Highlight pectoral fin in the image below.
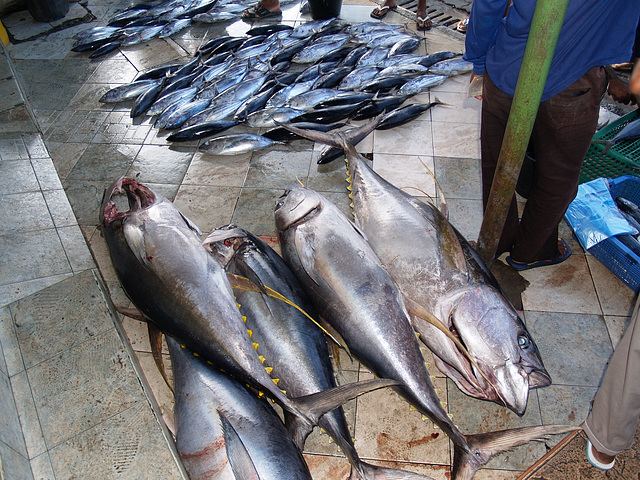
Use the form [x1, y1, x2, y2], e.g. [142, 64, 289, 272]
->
[226, 273, 350, 354]
[149, 324, 174, 394]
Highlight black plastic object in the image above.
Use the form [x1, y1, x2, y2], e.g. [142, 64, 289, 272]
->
[308, 0, 342, 20]
[27, 0, 69, 22]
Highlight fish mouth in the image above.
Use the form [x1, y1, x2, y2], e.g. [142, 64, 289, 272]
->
[100, 177, 157, 227]
[202, 224, 247, 265]
[202, 224, 247, 248]
[524, 365, 552, 389]
[274, 185, 321, 231]
[432, 288, 550, 415]
[433, 350, 530, 416]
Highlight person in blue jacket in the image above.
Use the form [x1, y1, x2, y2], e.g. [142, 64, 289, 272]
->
[463, 0, 640, 271]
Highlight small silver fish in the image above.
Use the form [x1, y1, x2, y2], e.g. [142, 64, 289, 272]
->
[99, 79, 159, 103]
[397, 74, 448, 96]
[428, 58, 474, 76]
[199, 133, 284, 155]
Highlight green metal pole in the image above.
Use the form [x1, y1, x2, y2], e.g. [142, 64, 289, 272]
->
[476, 0, 570, 266]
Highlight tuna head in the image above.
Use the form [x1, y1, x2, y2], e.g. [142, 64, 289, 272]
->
[275, 185, 324, 231]
[100, 177, 202, 274]
[435, 285, 551, 416]
[202, 224, 248, 267]
[100, 176, 156, 228]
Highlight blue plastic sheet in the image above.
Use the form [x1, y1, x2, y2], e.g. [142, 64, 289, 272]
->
[565, 177, 637, 250]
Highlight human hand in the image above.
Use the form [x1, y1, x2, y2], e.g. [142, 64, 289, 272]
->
[468, 73, 484, 100]
[608, 77, 635, 105]
[630, 60, 640, 96]
[606, 65, 637, 105]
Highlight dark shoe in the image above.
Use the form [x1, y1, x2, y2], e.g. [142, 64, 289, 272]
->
[506, 238, 572, 271]
[370, 4, 396, 19]
[241, 4, 282, 19]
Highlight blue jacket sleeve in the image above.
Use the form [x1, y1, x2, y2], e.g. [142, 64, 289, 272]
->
[463, 0, 511, 75]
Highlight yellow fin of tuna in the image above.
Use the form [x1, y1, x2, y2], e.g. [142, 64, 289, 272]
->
[226, 273, 351, 355]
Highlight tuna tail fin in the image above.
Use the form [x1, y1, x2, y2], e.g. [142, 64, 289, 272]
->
[276, 112, 385, 149]
[451, 424, 581, 480]
[285, 378, 401, 450]
[351, 462, 438, 480]
[590, 139, 614, 154]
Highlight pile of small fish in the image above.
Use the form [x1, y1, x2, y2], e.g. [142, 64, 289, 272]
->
[100, 125, 577, 479]
[94, 18, 473, 159]
[71, 0, 260, 58]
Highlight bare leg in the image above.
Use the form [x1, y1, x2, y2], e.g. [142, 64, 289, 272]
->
[259, 0, 280, 11]
[416, 0, 432, 30]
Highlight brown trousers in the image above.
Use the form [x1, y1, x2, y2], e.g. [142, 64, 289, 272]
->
[481, 67, 607, 261]
[584, 296, 640, 455]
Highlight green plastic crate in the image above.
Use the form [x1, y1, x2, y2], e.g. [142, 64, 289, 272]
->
[579, 109, 640, 183]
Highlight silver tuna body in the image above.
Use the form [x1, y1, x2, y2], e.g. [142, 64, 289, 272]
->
[274, 186, 470, 450]
[99, 178, 309, 422]
[342, 143, 551, 415]
[168, 336, 313, 480]
[204, 225, 435, 480]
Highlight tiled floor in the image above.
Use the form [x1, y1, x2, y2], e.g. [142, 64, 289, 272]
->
[0, 1, 637, 479]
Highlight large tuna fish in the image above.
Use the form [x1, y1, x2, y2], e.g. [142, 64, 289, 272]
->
[168, 336, 314, 480]
[204, 225, 433, 480]
[274, 185, 576, 479]
[100, 178, 319, 433]
[345, 140, 550, 414]
[277, 122, 551, 415]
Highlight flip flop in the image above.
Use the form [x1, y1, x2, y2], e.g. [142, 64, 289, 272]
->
[457, 18, 468, 32]
[416, 15, 432, 31]
[506, 238, 572, 271]
[586, 440, 616, 471]
[241, 3, 282, 19]
[370, 4, 396, 19]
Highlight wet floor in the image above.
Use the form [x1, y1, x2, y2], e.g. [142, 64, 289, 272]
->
[0, 1, 637, 479]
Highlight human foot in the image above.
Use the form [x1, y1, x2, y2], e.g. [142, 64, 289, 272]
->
[416, 7, 432, 30]
[241, 1, 282, 19]
[587, 440, 616, 471]
[371, 1, 397, 19]
[506, 238, 572, 271]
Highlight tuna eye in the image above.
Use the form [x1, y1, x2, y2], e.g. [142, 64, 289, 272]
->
[224, 240, 232, 246]
[518, 335, 531, 349]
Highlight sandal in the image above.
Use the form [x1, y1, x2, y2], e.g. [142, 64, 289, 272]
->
[241, 3, 282, 19]
[457, 18, 468, 33]
[416, 15, 432, 31]
[370, 4, 396, 19]
[506, 238, 572, 271]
